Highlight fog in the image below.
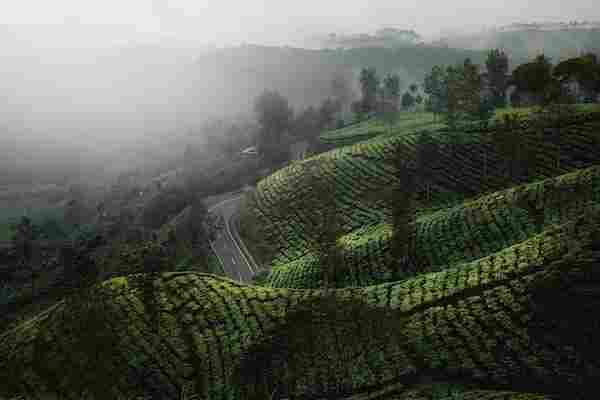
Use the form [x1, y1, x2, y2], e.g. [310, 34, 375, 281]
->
[1, 0, 599, 185]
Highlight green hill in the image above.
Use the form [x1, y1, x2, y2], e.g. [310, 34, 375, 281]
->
[320, 112, 445, 146]
[1, 204, 599, 398]
[242, 109, 600, 285]
[262, 165, 600, 289]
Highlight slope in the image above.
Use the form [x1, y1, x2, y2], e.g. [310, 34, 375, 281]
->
[1, 206, 599, 399]
[241, 110, 600, 288]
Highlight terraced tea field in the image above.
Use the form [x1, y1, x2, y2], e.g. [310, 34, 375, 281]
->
[264, 166, 600, 288]
[4, 104, 600, 398]
[242, 110, 600, 286]
[1, 206, 599, 399]
[320, 112, 445, 146]
[321, 105, 600, 147]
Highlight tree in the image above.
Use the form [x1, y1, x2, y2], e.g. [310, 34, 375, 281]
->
[292, 106, 321, 143]
[553, 54, 600, 103]
[445, 58, 482, 128]
[423, 65, 448, 122]
[381, 73, 401, 131]
[515, 190, 545, 234]
[354, 142, 420, 273]
[331, 71, 354, 114]
[319, 98, 342, 130]
[401, 91, 415, 110]
[511, 54, 558, 106]
[476, 95, 496, 129]
[254, 90, 293, 166]
[359, 67, 380, 115]
[415, 94, 423, 106]
[384, 144, 419, 271]
[531, 103, 577, 171]
[491, 113, 531, 183]
[485, 49, 510, 108]
[11, 216, 37, 298]
[383, 73, 401, 101]
[415, 130, 441, 202]
[296, 161, 345, 289]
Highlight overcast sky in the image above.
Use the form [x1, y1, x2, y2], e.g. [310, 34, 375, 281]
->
[2, 0, 599, 48]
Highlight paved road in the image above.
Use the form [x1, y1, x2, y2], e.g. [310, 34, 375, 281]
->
[208, 193, 255, 283]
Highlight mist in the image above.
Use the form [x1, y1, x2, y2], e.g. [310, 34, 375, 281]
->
[1, 0, 599, 186]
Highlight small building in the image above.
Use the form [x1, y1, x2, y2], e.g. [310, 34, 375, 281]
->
[240, 146, 258, 156]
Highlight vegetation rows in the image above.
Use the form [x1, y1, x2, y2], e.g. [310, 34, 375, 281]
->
[2, 203, 600, 398]
[242, 110, 600, 288]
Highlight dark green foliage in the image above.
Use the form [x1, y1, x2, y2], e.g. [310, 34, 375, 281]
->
[402, 91, 416, 109]
[359, 67, 381, 115]
[491, 113, 533, 183]
[531, 103, 578, 170]
[296, 161, 345, 288]
[485, 49, 510, 108]
[0, 283, 16, 306]
[254, 90, 294, 167]
[424, 65, 448, 121]
[141, 187, 193, 230]
[553, 53, 600, 102]
[319, 98, 342, 130]
[446, 58, 483, 127]
[11, 216, 37, 298]
[292, 105, 321, 142]
[231, 295, 409, 399]
[476, 96, 496, 128]
[511, 54, 558, 105]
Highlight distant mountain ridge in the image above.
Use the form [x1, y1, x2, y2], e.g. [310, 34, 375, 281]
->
[433, 21, 600, 59]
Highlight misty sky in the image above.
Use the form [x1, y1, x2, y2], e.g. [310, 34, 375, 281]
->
[1, 0, 599, 183]
[2, 0, 599, 48]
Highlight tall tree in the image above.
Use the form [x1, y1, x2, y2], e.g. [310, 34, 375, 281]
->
[296, 161, 345, 289]
[12, 216, 37, 298]
[359, 67, 380, 115]
[485, 49, 510, 108]
[401, 91, 416, 110]
[331, 71, 354, 114]
[531, 103, 577, 171]
[354, 143, 419, 272]
[381, 73, 401, 131]
[292, 106, 321, 144]
[415, 130, 441, 202]
[254, 90, 293, 166]
[423, 65, 448, 122]
[491, 113, 533, 183]
[382, 144, 419, 272]
[319, 98, 342, 130]
[445, 58, 483, 128]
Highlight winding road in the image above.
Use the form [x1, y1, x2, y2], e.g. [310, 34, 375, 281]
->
[207, 189, 257, 283]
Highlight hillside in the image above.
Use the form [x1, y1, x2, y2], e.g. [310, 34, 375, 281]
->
[1, 204, 599, 398]
[191, 44, 490, 113]
[436, 23, 600, 60]
[242, 108, 600, 287]
[3, 107, 600, 397]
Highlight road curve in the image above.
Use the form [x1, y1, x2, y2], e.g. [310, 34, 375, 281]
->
[207, 191, 255, 283]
